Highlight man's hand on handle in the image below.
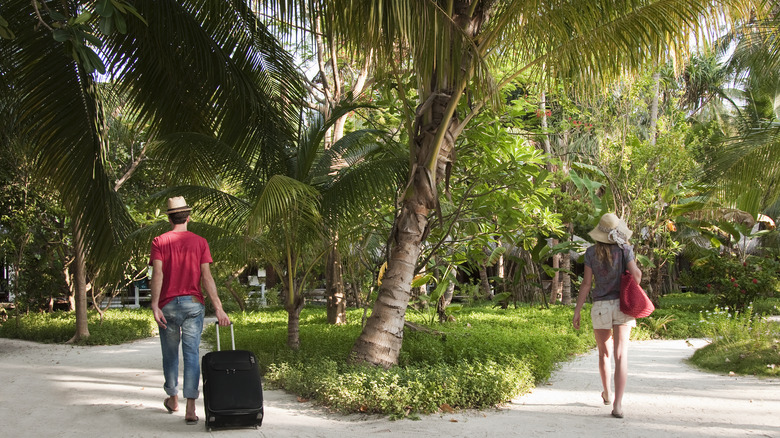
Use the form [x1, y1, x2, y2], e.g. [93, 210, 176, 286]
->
[215, 308, 230, 326]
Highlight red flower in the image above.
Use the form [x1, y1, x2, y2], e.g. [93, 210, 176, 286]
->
[741, 290, 746, 294]
[706, 284, 711, 288]
[753, 278, 758, 284]
[743, 262, 747, 266]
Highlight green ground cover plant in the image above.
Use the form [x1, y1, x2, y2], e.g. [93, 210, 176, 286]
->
[689, 306, 780, 377]
[0, 308, 156, 345]
[202, 304, 596, 418]
[2, 293, 777, 415]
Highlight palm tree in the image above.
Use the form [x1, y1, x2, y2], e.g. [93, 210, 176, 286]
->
[141, 104, 406, 349]
[0, 0, 302, 341]
[702, 11, 780, 217]
[258, 0, 751, 367]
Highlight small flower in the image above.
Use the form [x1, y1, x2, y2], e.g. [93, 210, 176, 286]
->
[731, 277, 736, 282]
[743, 262, 747, 266]
[741, 290, 746, 294]
[752, 278, 758, 284]
[706, 284, 712, 288]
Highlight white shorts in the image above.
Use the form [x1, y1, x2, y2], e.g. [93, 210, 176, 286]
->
[591, 299, 636, 329]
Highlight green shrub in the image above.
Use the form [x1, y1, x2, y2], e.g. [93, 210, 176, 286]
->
[690, 306, 780, 377]
[0, 308, 156, 344]
[245, 303, 592, 418]
[682, 254, 780, 313]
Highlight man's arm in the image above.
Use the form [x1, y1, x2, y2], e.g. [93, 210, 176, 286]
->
[150, 259, 167, 329]
[201, 263, 230, 326]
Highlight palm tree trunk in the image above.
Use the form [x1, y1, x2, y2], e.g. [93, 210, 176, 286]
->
[286, 302, 303, 350]
[326, 244, 346, 324]
[68, 219, 89, 343]
[350, 0, 481, 368]
[349, 191, 429, 368]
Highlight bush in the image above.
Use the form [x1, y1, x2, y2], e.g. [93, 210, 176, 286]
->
[683, 254, 779, 313]
[690, 306, 780, 377]
[219, 304, 592, 418]
[0, 308, 156, 344]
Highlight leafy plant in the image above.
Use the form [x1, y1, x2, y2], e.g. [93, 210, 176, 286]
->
[640, 314, 678, 338]
[685, 253, 780, 313]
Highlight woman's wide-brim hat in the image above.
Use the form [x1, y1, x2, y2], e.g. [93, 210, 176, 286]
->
[166, 196, 192, 214]
[589, 213, 633, 244]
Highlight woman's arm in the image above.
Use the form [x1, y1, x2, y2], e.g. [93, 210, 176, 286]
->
[627, 259, 641, 285]
[572, 265, 593, 330]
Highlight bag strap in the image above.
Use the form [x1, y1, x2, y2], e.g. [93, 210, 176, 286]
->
[620, 246, 627, 274]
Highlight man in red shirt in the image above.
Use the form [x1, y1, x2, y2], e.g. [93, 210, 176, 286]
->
[150, 196, 230, 425]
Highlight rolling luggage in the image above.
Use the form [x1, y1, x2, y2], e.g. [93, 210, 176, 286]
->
[201, 322, 264, 430]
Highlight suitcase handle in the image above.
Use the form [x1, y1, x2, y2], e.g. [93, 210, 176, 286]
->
[215, 322, 235, 351]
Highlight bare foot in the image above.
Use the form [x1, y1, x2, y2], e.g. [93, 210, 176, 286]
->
[163, 396, 178, 413]
[184, 398, 197, 424]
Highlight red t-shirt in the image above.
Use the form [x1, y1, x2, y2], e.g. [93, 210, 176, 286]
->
[149, 231, 213, 308]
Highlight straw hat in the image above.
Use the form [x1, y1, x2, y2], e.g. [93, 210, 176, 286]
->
[166, 196, 192, 214]
[589, 213, 632, 245]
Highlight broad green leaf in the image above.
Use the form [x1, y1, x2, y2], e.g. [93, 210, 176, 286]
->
[73, 12, 92, 25]
[114, 13, 127, 34]
[52, 29, 70, 42]
[411, 273, 433, 289]
[100, 16, 113, 35]
[95, 0, 114, 17]
[636, 254, 654, 268]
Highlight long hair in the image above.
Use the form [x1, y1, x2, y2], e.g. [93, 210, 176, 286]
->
[595, 242, 614, 266]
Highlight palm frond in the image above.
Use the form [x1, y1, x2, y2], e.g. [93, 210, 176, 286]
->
[103, 0, 304, 159]
[248, 174, 322, 235]
[1, 0, 135, 262]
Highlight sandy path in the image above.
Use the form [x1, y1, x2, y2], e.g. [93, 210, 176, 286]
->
[0, 335, 778, 438]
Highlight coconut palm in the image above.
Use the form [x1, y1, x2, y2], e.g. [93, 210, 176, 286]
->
[702, 10, 780, 218]
[0, 0, 302, 341]
[139, 103, 406, 349]
[256, 0, 752, 367]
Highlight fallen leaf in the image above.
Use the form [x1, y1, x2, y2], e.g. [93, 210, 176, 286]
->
[297, 396, 309, 403]
[449, 419, 458, 423]
[440, 403, 454, 413]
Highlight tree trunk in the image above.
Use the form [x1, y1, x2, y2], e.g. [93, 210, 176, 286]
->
[326, 244, 346, 324]
[350, 0, 481, 368]
[286, 300, 304, 350]
[561, 224, 574, 305]
[649, 72, 660, 146]
[437, 279, 455, 323]
[479, 263, 492, 299]
[68, 220, 89, 343]
[224, 267, 247, 312]
[549, 240, 560, 304]
[349, 190, 429, 368]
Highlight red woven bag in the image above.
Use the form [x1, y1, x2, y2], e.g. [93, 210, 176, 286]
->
[619, 249, 655, 318]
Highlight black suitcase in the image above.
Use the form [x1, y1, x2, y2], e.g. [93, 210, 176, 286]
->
[202, 323, 264, 430]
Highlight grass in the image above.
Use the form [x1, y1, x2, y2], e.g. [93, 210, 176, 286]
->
[2, 292, 778, 415]
[688, 305, 780, 377]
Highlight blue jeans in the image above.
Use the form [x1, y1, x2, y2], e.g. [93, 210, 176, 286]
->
[159, 296, 204, 400]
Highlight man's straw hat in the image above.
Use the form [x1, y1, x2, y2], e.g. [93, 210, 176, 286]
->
[589, 213, 632, 245]
[166, 196, 192, 215]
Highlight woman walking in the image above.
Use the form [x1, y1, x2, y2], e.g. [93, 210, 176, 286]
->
[572, 213, 642, 418]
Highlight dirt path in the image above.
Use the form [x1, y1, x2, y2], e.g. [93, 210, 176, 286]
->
[0, 335, 778, 437]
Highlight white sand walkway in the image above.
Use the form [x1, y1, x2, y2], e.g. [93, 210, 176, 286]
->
[0, 335, 777, 437]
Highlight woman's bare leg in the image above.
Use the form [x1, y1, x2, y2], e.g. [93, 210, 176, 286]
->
[594, 328, 613, 403]
[611, 324, 632, 416]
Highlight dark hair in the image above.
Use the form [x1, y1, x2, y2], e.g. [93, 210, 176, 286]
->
[168, 211, 189, 224]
